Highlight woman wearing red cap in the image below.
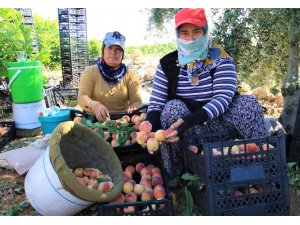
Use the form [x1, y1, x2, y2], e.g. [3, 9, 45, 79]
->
[146, 8, 267, 188]
[78, 31, 142, 121]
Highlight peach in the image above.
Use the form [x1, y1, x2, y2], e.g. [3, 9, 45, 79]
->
[249, 187, 258, 194]
[93, 127, 99, 132]
[124, 139, 131, 146]
[153, 185, 166, 199]
[83, 168, 92, 176]
[149, 132, 155, 138]
[136, 131, 149, 145]
[123, 173, 131, 182]
[133, 116, 142, 126]
[147, 138, 159, 153]
[133, 124, 139, 131]
[131, 114, 138, 123]
[135, 162, 145, 174]
[123, 170, 132, 179]
[130, 131, 137, 138]
[146, 164, 155, 171]
[187, 145, 198, 153]
[110, 193, 125, 204]
[111, 139, 118, 147]
[77, 177, 88, 186]
[154, 130, 167, 142]
[87, 179, 98, 188]
[141, 174, 152, 180]
[125, 165, 135, 175]
[112, 133, 118, 139]
[131, 138, 137, 144]
[139, 121, 152, 133]
[152, 174, 164, 186]
[123, 181, 134, 193]
[234, 190, 243, 196]
[141, 190, 154, 201]
[123, 206, 135, 213]
[151, 167, 161, 175]
[98, 181, 114, 193]
[127, 179, 136, 187]
[140, 167, 151, 176]
[74, 168, 83, 177]
[140, 112, 147, 120]
[73, 117, 82, 123]
[122, 115, 131, 122]
[140, 178, 152, 189]
[231, 145, 240, 155]
[246, 143, 259, 153]
[134, 184, 145, 196]
[125, 192, 137, 203]
[103, 131, 109, 139]
[89, 169, 102, 179]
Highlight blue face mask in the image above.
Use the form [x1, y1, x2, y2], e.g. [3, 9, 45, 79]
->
[176, 33, 210, 66]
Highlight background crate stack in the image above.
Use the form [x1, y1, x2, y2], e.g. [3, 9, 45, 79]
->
[44, 87, 79, 107]
[58, 8, 88, 88]
[184, 131, 290, 216]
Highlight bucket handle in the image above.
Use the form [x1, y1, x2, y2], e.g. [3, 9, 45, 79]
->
[8, 70, 21, 89]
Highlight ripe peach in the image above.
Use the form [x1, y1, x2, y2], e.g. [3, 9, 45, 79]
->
[123, 170, 132, 179]
[133, 116, 142, 126]
[123, 173, 131, 182]
[77, 177, 88, 186]
[89, 169, 102, 179]
[140, 178, 152, 189]
[123, 206, 135, 213]
[125, 165, 135, 175]
[98, 181, 114, 193]
[133, 124, 139, 131]
[149, 132, 155, 138]
[112, 133, 118, 140]
[246, 143, 259, 153]
[73, 117, 82, 123]
[131, 138, 137, 144]
[147, 138, 159, 153]
[141, 190, 154, 201]
[135, 162, 145, 174]
[234, 190, 243, 196]
[249, 187, 258, 194]
[153, 185, 166, 199]
[152, 174, 164, 186]
[122, 115, 131, 122]
[87, 179, 98, 188]
[139, 121, 152, 133]
[151, 167, 161, 175]
[131, 114, 138, 123]
[110, 193, 125, 204]
[93, 127, 99, 132]
[146, 164, 155, 171]
[127, 179, 136, 187]
[141, 174, 152, 180]
[136, 131, 149, 145]
[140, 167, 151, 176]
[125, 192, 137, 203]
[154, 130, 167, 142]
[103, 131, 109, 139]
[187, 145, 198, 153]
[123, 181, 134, 193]
[83, 168, 92, 176]
[130, 131, 137, 139]
[111, 139, 118, 147]
[74, 168, 83, 177]
[140, 112, 147, 120]
[231, 145, 240, 155]
[134, 184, 145, 196]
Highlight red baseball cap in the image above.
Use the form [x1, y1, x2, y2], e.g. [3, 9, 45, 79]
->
[175, 8, 207, 29]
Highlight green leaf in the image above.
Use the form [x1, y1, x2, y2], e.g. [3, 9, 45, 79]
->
[181, 173, 201, 182]
[96, 127, 104, 137]
[183, 187, 194, 216]
[13, 186, 23, 194]
[3, 205, 22, 216]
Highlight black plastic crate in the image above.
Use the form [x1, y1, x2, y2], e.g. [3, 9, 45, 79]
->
[184, 132, 288, 185]
[0, 121, 15, 149]
[96, 153, 173, 216]
[188, 177, 290, 216]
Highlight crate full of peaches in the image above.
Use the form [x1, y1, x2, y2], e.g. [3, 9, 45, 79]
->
[73, 112, 174, 155]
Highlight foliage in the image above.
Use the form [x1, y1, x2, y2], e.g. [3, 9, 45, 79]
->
[88, 39, 102, 60]
[147, 8, 180, 33]
[126, 42, 177, 57]
[0, 9, 34, 79]
[33, 14, 61, 70]
[287, 162, 300, 188]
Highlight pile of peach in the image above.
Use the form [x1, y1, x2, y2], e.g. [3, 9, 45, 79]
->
[73, 167, 114, 193]
[108, 162, 167, 213]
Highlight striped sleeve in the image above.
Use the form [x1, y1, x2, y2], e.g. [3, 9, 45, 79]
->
[202, 60, 237, 120]
[147, 63, 169, 113]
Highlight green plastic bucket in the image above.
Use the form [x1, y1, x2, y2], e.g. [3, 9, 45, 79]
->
[7, 61, 43, 103]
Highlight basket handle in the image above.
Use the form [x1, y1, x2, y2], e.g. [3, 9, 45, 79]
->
[8, 70, 21, 89]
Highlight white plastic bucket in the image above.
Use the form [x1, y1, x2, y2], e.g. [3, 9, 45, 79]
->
[25, 148, 93, 216]
[12, 100, 46, 129]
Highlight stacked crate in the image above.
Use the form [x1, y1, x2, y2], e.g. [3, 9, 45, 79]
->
[58, 8, 88, 88]
[184, 131, 290, 216]
[14, 8, 39, 52]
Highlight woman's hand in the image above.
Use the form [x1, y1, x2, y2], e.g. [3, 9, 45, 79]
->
[94, 103, 110, 122]
[127, 107, 137, 114]
[165, 118, 184, 143]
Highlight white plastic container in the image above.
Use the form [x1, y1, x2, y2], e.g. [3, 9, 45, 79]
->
[25, 148, 93, 216]
[12, 100, 46, 129]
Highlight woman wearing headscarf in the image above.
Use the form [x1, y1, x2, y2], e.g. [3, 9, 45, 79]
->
[146, 8, 267, 188]
[78, 31, 142, 121]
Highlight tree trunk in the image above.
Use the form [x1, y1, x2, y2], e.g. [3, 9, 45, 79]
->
[279, 9, 300, 135]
